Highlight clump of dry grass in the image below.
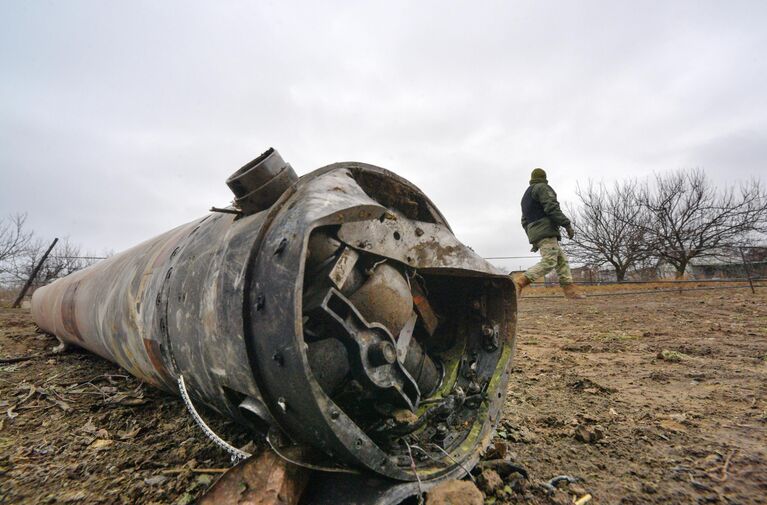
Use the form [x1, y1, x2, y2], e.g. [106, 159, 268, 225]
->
[657, 349, 690, 362]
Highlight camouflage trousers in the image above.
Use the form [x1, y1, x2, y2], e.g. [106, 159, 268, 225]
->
[524, 237, 574, 285]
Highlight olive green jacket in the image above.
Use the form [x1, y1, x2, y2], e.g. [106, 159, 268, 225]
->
[521, 177, 571, 245]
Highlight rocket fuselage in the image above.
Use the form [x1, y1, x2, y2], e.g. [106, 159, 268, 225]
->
[32, 153, 517, 482]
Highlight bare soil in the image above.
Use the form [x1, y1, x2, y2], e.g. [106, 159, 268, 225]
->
[500, 286, 767, 504]
[1, 287, 766, 504]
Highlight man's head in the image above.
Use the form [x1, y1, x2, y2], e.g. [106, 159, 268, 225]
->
[530, 168, 547, 183]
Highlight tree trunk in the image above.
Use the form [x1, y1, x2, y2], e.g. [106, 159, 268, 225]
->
[674, 261, 687, 279]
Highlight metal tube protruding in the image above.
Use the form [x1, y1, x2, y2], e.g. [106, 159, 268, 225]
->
[226, 147, 298, 215]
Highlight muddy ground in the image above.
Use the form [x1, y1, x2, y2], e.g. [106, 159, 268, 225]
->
[1, 286, 765, 504]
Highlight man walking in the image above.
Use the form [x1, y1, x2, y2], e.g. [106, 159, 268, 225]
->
[513, 168, 585, 299]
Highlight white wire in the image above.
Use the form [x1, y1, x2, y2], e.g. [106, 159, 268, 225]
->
[177, 375, 251, 464]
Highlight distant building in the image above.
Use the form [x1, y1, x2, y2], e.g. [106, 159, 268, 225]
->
[567, 265, 617, 283]
[657, 247, 767, 279]
[688, 257, 766, 279]
[558, 246, 766, 283]
[570, 265, 596, 283]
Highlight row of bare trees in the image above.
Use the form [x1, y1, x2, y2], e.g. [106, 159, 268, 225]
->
[0, 213, 104, 289]
[565, 169, 767, 280]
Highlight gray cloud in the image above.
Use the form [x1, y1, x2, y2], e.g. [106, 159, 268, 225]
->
[1, 0, 765, 270]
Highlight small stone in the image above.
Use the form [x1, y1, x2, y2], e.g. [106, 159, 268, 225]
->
[478, 469, 504, 495]
[427, 480, 483, 505]
[574, 425, 604, 444]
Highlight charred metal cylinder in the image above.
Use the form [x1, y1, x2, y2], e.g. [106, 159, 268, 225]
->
[226, 147, 298, 215]
[32, 149, 517, 482]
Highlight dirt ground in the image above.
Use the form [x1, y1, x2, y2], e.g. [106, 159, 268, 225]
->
[1, 286, 765, 504]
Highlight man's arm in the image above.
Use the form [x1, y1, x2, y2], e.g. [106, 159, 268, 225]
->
[532, 183, 571, 227]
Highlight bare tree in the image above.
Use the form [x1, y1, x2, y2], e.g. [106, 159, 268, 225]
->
[638, 169, 767, 278]
[10, 238, 100, 287]
[0, 211, 107, 291]
[565, 180, 651, 281]
[0, 213, 33, 273]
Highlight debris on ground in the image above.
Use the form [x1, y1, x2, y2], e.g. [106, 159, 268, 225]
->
[477, 468, 504, 495]
[541, 474, 581, 494]
[475, 459, 530, 480]
[426, 479, 483, 505]
[573, 424, 604, 444]
[197, 450, 309, 505]
[657, 349, 690, 362]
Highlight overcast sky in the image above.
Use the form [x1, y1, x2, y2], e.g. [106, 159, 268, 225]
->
[2, 1, 765, 270]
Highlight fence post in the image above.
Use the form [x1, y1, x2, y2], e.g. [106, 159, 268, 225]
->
[739, 247, 756, 294]
[12, 238, 59, 308]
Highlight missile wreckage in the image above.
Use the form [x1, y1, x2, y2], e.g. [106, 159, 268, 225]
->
[31, 148, 517, 499]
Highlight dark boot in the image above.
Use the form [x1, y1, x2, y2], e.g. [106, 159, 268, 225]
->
[562, 283, 586, 299]
[512, 273, 531, 296]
